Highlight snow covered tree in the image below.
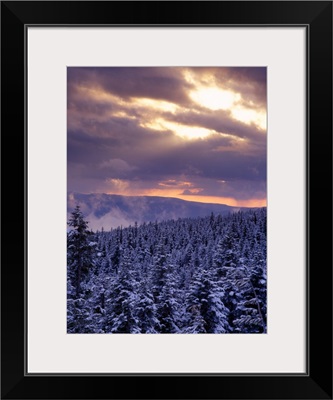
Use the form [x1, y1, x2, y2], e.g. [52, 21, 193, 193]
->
[231, 260, 266, 333]
[67, 207, 267, 334]
[105, 251, 140, 333]
[135, 281, 159, 333]
[185, 268, 230, 333]
[156, 266, 182, 333]
[67, 204, 94, 297]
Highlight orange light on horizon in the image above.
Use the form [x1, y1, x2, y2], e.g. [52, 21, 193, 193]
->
[174, 194, 266, 208]
[105, 188, 266, 208]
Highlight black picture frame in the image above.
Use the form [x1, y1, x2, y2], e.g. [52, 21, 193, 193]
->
[1, 1, 332, 399]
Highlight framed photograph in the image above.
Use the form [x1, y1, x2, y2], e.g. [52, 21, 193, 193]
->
[1, 1, 332, 399]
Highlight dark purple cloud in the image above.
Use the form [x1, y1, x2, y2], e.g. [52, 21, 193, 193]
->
[68, 67, 192, 105]
[67, 67, 267, 205]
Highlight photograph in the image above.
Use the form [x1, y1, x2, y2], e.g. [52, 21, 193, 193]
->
[67, 67, 267, 334]
[2, 0, 332, 398]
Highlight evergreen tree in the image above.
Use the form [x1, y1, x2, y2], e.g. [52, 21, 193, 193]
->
[67, 204, 94, 297]
[185, 269, 230, 333]
[67, 208, 267, 334]
[157, 266, 182, 333]
[135, 281, 159, 333]
[231, 269, 266, 333]
[106, 251, 140, 333]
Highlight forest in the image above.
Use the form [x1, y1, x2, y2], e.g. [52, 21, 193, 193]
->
[67, 206, 267, 334]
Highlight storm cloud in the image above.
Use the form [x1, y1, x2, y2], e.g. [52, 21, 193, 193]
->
[68, 67, 267, 207]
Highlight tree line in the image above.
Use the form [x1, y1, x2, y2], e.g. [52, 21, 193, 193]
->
[67, 205, 267, 333]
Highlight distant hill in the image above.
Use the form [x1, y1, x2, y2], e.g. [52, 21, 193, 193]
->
[67, 192, 249, 231]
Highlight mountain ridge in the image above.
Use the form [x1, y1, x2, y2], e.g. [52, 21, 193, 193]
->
[67, 192, 256, 231]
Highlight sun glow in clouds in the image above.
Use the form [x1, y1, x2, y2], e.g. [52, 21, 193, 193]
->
[190, 87, 266, 130]
[190, 87, 240, 111]
[158, 179, 193, 188]
[142, 118, 216, 140]
[132, 98, 179, 113]
[232, 106, 266, 130]
[68, 67, 267, 208]
[106, 178, 129, 192]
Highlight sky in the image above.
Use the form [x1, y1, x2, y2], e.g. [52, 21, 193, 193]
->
[67, 67, 266, 207]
